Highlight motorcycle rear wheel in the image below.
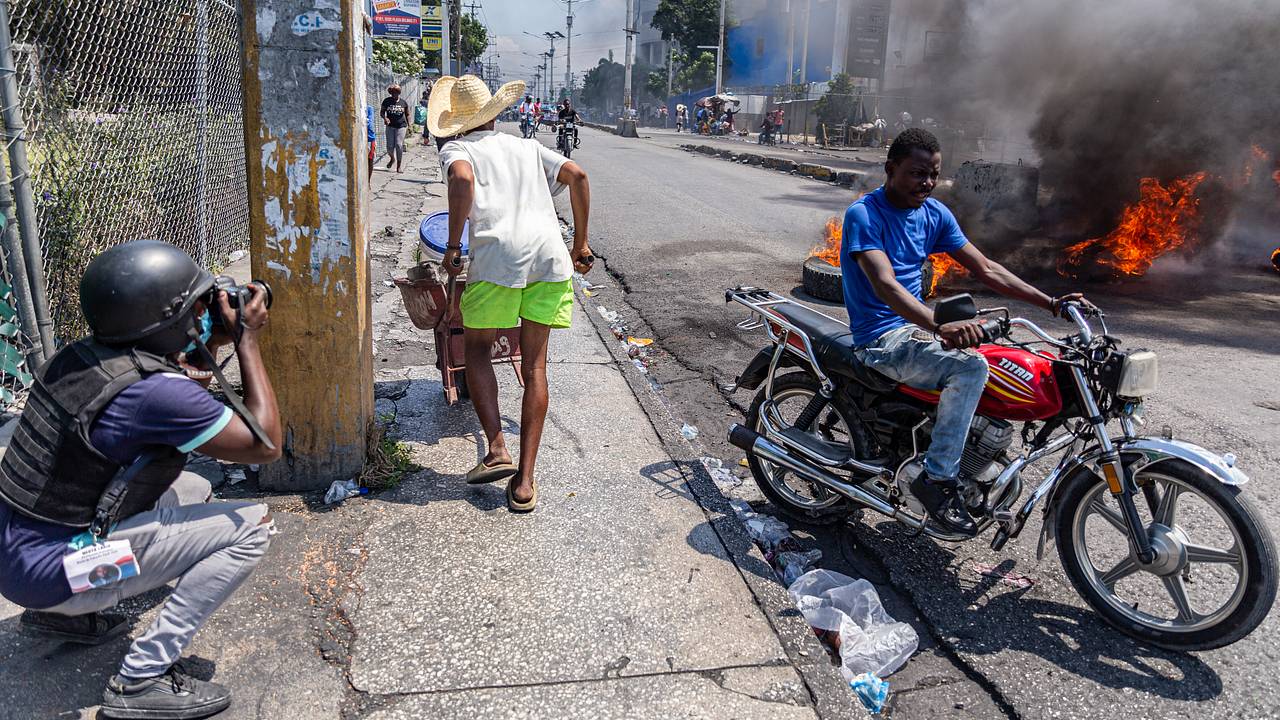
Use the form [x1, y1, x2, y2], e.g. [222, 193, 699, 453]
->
[1054, 459, 1278, 651]
[745, 372, 853, 525]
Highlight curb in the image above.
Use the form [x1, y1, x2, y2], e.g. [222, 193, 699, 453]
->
[570, 280, 867, 719]
[679, 143, 877, 192]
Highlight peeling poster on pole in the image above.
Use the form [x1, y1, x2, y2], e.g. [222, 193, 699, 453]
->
[370, 0, 422, 40]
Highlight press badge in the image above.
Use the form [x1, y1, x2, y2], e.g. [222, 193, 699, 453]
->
[62, 540, 140, 594]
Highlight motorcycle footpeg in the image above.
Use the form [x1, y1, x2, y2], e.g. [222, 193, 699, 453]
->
[992, 509, 1016, 523]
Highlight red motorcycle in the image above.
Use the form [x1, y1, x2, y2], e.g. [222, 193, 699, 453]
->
[726, 287, 1277, 651]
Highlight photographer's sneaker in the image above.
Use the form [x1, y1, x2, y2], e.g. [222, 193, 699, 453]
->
[100, 665, 231, 720]
[19, 609, 127, 645]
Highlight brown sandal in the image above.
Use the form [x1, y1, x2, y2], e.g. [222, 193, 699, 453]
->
[466, 460, 517, 485]
[506, 476, 537, 513]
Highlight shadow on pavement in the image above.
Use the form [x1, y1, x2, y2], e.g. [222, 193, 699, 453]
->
[849, 519, 1224, 702]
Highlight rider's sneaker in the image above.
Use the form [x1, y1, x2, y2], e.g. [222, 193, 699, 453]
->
[100, 664, 231, 720]
[910, 472, 978, 536]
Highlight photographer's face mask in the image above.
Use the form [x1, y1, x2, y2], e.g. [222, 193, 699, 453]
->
[182, 310, 213, 354]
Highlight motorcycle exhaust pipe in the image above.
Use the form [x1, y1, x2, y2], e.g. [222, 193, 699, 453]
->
[729, 424, 922, 529]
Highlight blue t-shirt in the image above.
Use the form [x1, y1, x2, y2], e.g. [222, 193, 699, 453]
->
[0, 373, 232, 609]
[841, 187, 969, 346]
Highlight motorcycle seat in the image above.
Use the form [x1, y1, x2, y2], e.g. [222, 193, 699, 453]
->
[769, 302, 897, 392]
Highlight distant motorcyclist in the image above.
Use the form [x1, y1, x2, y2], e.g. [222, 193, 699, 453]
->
[557, 99, 580, 152]
[517, 95, 535, 138]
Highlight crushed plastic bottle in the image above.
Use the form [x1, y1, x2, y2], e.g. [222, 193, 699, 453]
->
[743, 513, 793, 550]
[776, 549, 824, 585]
[850, 673, 889, 714]
[680, 423, 698, 440]
[597, 306, 619, 323]
[324, 479, 368, 505]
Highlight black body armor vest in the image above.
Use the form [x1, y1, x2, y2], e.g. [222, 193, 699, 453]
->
[0, 340, 188, 528]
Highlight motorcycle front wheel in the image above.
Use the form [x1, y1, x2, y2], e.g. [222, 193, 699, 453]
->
[745, 372, 853, 525]
[1054, 459, 1278, 651]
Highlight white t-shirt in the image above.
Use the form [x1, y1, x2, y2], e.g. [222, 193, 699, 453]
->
[439, 131, 572, 288]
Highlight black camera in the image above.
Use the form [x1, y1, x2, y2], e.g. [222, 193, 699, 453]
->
[206, 276, 273, 329]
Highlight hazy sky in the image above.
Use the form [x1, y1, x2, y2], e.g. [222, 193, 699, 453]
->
[478, 0, 631, 91]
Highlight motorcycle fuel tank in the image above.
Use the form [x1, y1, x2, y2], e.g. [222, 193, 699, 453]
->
[896, 345, 1065, 421]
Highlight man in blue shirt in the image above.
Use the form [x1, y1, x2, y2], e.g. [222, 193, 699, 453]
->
[842, 128, 1086, 535]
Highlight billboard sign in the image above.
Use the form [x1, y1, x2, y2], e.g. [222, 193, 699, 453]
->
[848, 0, 890, 81]
[371, 0, 422, 40]
[420, 2, 442, 50]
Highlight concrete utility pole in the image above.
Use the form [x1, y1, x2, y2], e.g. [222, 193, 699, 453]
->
[785, 0, 794, 86]
[239, 0, 373, 491]
[544, 31, 564, 99]
[799, 0, 811, 85]
[715, 0, 726, 96]
[564, 0, 575, 101]
[440, 0, 451, 74]
[622, 0, 634, 110]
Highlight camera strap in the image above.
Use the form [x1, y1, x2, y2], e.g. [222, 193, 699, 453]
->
[192, 340, 277, 451]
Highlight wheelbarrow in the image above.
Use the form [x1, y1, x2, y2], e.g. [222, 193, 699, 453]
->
[393, 262, 523, 405]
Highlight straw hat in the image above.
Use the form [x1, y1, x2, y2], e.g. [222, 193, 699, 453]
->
[427, 75, 526, 137]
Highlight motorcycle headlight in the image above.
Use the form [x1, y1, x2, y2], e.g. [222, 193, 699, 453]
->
[1117, 350, 1159, 399]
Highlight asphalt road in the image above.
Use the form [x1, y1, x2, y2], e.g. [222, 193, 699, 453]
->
[544, 124, 1280, 719]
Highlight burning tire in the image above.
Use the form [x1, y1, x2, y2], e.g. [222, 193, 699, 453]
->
[801, 256, 843, 302]
[802, 256, 937, 302]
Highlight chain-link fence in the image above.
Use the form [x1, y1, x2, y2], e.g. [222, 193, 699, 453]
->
[4, 0, 250, 349]
[365, 63, 425, 163]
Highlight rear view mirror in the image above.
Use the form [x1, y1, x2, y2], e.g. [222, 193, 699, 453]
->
[933, 294, 978, 325]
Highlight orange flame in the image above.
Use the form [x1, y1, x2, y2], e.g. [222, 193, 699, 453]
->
[1272, 247, 1280, 274]
[928, 254, 967, 295]
[1058, 171, 1209, 278]
[810, 216, 843, 266]
[809, 215, 967, 294]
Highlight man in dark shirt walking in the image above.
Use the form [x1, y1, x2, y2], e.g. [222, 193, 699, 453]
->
[380, 83, 410, 173]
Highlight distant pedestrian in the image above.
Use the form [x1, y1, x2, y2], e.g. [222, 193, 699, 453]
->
[417, 89, 431, 145]
[381, 84, 410, 173]
[429, 75, 595, 513]
[675, 104, 686, 131]
[659, 105, 668, 127]
[366, 104, 377, 180]
[774, 105, 785, 142]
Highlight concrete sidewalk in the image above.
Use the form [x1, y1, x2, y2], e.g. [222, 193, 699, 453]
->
[0, 137, 859, 718]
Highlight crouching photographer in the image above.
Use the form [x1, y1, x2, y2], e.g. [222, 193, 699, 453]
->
[0, 240, 282, 719]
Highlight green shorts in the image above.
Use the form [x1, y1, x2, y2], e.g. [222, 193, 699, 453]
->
[460, 279, 574, 329]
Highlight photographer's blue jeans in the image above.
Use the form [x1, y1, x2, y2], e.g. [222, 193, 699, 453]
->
[854, 324, 989, 482]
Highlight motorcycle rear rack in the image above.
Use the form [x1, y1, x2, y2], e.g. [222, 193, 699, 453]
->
[726, 286, 837, 396]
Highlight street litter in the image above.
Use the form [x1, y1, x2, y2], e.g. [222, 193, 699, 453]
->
[382, 279, 395, 287]
[775, 549, 823, 585]
[632, 358, 649, 374]
[972, 562, 1036, 589]
[787, 569, 919, 681]
[850, 672, 889, 714]
[700, 456, 742, 491]
[324, 479, 368, 505]
[743, 512, 794, 550]
[627, 337, 653, 347]
[680, 423, 698, 440]
[738, 458, 749, 467]
[224, 467, 247, 486]
[597, 306, 619, 323]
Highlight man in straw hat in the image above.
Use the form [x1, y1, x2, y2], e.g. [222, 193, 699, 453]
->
[428, 75, 594, 513]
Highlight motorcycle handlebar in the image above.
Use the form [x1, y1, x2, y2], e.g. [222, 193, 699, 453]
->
[978, 316, 1006, 343]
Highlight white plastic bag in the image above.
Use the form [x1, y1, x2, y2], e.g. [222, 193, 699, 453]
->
[788, 569, 918, 680]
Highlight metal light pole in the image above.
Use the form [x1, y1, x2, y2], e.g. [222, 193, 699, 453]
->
[564, 1, 575, 101]
[544, 31, 564, 99]
[715, 0, 726, 96]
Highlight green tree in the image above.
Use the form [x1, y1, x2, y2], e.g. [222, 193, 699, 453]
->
[674, 51, 716, 92]
[456, 14, 488, 68]
[652, 0, 720, 53]
[581, 56, 625, 110]
[814, 73, 860, 126]
[373, 38, 424, 76]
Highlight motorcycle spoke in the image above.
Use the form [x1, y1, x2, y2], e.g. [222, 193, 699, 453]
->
[1088, 496, 1129, 535]
[1185, 542, 1242, 567]
[1099, 556, 1141, 589]
[1161, 574, 1200, 623]
[1155, 482, 1181, 526]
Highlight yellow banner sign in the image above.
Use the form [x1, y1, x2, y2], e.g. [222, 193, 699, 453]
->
[422, 35, 442, 51]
